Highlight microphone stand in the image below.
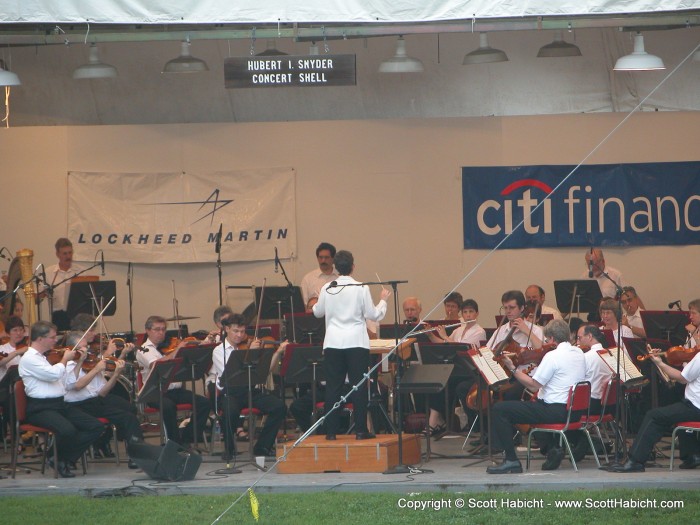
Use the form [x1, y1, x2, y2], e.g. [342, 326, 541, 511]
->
[595, 263, 626, 463]
[215, 225, 223, 306]
[126, 263, 134, 336]
[276, 256, 296, 343]
[214, 324, 242, 474]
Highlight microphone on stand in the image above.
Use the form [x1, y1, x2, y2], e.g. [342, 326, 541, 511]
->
[126, 262, 131, 286]
[0, 247, 11, 261]
[328, 281, 338, 288]
[274, 247, 279, 273]
[588, 246, 594, 278]
[100, 250, 105, 277]
[215, 223, 223, 254]
[668, 300, 682, 311]
[40, 263, 47, 287]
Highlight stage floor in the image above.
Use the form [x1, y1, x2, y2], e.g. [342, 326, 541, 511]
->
[1, 432, 698, 497]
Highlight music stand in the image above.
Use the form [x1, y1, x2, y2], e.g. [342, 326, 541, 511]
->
[553, 280, 602, 320]
[222, 347, 274, 470]
[395, 364, 453, 466]
[641, 310, 689, 346]
[255, 286, 304, 320]
[171, 343, 215, 450]
[284, 313, 325, 344]
[282, 345, 325, 428]
[67, 280, 117, 319]
[137, 359, 182, 445]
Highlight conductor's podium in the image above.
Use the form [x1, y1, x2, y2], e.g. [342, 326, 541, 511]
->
[276, 434, 421, 474]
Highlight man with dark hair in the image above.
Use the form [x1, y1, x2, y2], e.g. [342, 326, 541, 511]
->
[300, 242, 339, 306]
[486, 319, 586, 474]
[43, 238, 86, 331]
[135, 315, 210, 446]
[487, 290, 543, 351]
[313, 250, 390, 440]
[210, 314, 286, 459]
[18, 321, 104, 477]
[620, 286, 646, 338]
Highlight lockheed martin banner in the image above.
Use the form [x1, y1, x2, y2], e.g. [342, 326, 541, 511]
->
[462, 161, 700, 250]
[68, 168, 297, 263]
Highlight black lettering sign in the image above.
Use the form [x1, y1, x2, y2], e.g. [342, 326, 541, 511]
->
[224, 54, 356, 88]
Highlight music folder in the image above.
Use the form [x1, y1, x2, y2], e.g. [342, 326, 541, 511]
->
[467, 347, 509, 388]
[596, 348, 647, 387]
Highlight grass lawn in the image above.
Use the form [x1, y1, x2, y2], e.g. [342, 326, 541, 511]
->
[1, 489, 697, 524]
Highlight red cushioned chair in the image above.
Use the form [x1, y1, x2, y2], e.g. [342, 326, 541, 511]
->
[582, 378, 624, 465]
[669, 421, 700, 471]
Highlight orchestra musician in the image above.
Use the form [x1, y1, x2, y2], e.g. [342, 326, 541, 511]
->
[0, 316, 29, 437]
[211, 314, 286, 460]
[583, 248, 624, 300]
[686, 299, 700, 348]
[63, 331, 143, 469]
[442, 292, 463, 321]
[135, 315, 210, 446]
[312, 250, 391, 441]
[300, 242, 339, 307]
[525, 284, 563, 322]
[620, 286, 646, 338]
[17, 321, 104, 478]
[486, 319, 586, 474]
[598, 298, 633, 360]
[402, 297, 422, 323]
[610, 299, 700, 473]
[42, 238, 85, 332]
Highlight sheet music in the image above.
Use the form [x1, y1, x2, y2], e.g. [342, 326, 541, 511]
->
[596, 348, 647, 385]
[468, 347, 509, 386]
[369, 339, 398, 352]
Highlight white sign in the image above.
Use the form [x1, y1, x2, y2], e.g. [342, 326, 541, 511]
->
[68, 168, 297, 264]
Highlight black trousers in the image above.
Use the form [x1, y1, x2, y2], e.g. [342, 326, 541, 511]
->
[210, 384, 286, 455]
[25, 396, 105, 463]
[323, 347, 370, 435]
[148, 387, 210, 445]
[629, 399, 700, 463]
[68, 394, 144, 444]
[491, 399, 568, 461]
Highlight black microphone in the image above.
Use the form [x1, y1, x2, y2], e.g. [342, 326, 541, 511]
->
[40, 263, 47, 287]
[668, 300, 681, 310]
[588, 246, 594, 278]
[215, 223, 223, 254]
[274, 247, 279, 273]
[126, 262, 131, 286]
[328, 281, 338, 288]
[0, 247, 10, 261]
[100, 250, 105, 277]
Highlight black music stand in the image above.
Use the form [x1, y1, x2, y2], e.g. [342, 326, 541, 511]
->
[641, 310, 689, 346]
[283, 345, 325, 428]
[284, 313, 325, 344]
[137, 359, 181, 445]
[255, 286, 304, 320]
[417, 344, 475, 457]
[394, 364, 453, 467]
[66, 280, 117, 319]
[171, 343, 215, 450]
[222, 347, 274, 470]
[554, 279, 602, 320]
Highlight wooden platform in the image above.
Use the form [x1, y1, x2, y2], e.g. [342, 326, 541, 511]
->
[276, 434, 421, 474]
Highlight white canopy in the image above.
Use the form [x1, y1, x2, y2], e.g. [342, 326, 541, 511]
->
[3, 1, 700, 24]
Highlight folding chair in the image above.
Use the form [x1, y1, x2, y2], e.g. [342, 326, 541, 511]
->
[669, 422, 700, 471]
[526, 381, 596, 472]
[582, 378, 624, 465]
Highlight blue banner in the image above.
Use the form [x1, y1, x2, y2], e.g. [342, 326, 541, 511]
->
[462, 161, 700, 249]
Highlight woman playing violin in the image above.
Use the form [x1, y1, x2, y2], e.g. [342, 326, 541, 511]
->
[0, 316, 29, 381]
[63, 331, 144, 467]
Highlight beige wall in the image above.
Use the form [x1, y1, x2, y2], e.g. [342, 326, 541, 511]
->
[2, 112, 698, 333]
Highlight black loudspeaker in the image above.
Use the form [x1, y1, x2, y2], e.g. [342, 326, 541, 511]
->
[127, 440, 202, 481]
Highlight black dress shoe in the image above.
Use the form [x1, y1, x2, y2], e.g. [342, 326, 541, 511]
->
[609, 458, 645, 473]
[355, 432, 376, 440]
[679, 454, 700, 469]
[49, 458, 76, 478]
[486, 459, 523, 474]
[325, 434, 337, 441]
[542, 447, 565, 471]
[127, 459, 139, 470]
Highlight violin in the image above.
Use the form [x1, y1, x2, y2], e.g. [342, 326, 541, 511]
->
[160, 336, 200, 355]
[46, 347, 83, 365]
[81, 355, 127, 373]
[637, 345, 700, 368]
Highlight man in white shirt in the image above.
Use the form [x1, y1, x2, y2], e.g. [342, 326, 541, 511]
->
[300, 242, 339, 306]
[486, 319, 586, 474]
[18, 321, 104, 477]
[43, 238, 86, 331]
[620, 286, 646, 338]
[583, 248, 624, 300]
[313, 250, 390, 440]
[135, 315, 211, 446]
[210, 314, 286, 459]
[525, 284, 563, 323]
[610, 348, 700, 472]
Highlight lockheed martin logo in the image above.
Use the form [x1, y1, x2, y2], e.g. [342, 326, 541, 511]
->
[143, 189, 233, 226]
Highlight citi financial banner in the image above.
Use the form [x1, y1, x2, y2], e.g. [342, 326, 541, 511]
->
[462, 161, 700, 249]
